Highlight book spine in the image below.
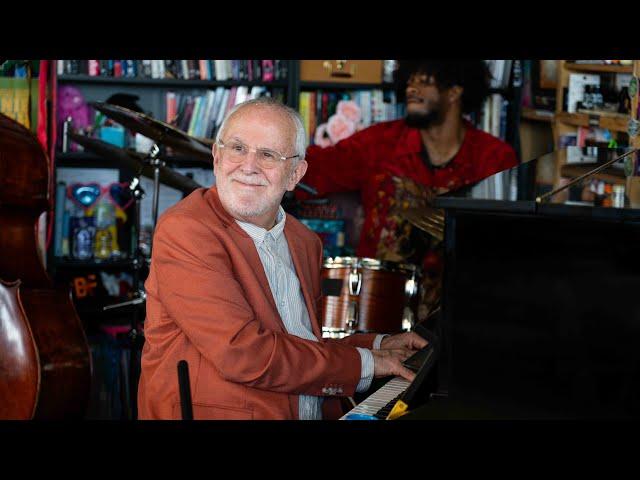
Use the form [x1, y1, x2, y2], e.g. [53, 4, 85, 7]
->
[54, 182, 67, 257]
[262, 60, 274, 82]
[88, 60, 100, 76]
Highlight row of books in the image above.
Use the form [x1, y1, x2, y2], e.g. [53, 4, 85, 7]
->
[167, 86, 285, 139]
[475, 93, 510, 141]
[298, 89, 404, 145]
[57, 60, 289, 82]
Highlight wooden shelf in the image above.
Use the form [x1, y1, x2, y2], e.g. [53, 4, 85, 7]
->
[555, 111, 628, 133]
[57, 75, 288, 88]
[521, 107, 554, 123]
[53, 258, 137, 270]
[300, 81, 395, 90]
[564, 63, 633, 74]
[560, 164, 626, 185]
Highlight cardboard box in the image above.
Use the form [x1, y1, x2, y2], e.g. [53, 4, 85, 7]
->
[300, 60, 383, 84]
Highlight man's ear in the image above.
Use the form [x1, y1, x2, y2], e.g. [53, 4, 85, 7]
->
[287, 159, 308, 191]
[212, 144, 219, 172]
[448, 85, 463, 104]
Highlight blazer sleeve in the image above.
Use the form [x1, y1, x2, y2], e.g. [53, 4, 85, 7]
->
[150, 212, 363, 397]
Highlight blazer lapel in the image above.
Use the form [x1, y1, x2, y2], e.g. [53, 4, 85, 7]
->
[207, 187, 284, 332]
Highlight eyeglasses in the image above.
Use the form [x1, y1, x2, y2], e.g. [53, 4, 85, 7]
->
[217, 138, 299, 169]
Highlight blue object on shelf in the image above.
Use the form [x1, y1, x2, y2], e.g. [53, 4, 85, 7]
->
[100, 126, 126, 148]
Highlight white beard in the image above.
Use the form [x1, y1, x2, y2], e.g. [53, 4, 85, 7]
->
[217, 173, 286, 220]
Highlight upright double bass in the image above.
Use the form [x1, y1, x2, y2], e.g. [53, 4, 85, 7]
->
[0, 112, 91, 419]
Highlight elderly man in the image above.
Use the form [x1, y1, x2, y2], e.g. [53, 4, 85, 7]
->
[137, 97, 427, 420]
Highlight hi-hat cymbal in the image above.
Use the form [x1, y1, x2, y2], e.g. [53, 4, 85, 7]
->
[399, 206, 445, 242]
[90, 102, 212, 164]
[68, 133, 203, 194]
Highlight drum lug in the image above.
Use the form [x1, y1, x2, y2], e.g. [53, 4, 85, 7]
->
[346, 300, 359, 334]
[404, 273, 418, 298]
[402, 306, 414, 332]
[348, 268, 362, 296]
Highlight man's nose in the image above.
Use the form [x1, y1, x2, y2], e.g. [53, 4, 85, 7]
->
[406, 83, 418, 94]
[238, 149, 261, 171]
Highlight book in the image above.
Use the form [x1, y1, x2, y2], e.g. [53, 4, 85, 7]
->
[215, 89, 230, 129]
[199, 60, 209, 80]
[198, 90, 216, 138]
[214, 60, 225, 81]
[54, 182, 67, 257]
[235, 85, 249, 105]
[490, 93, 502, 137]
[188, 96, 203, 136]
[227, 86, 238, 109]
[88, 60, 100, 76]
[166, 92, 177, 124]
[262, 60, 274, 82]
[299, 91, 311, 144]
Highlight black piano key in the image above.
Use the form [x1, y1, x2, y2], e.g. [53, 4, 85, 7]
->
[374, 393, 403, 419]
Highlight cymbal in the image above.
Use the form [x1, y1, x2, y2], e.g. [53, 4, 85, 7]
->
[399, 206, 445, 242]
[90, 102, 213, 164]
[68, 133, 203, 194]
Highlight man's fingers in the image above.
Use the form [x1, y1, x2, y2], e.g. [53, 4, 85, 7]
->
[395, 365, 416, 383]
[408, 333, 428, 349]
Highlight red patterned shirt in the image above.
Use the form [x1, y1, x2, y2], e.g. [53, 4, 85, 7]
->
[300, 119, 518, 258]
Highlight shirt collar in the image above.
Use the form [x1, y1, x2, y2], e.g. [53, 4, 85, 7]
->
[235, 206, 286, 245]
[394, 119, 474, 157]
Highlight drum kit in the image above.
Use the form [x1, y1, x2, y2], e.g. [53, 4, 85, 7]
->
[68, 102, 212, 314]
[319, 205, 445, 338]
[68, 102, 214, 419]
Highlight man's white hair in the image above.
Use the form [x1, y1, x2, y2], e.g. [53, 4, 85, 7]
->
[215, 97, 307, 162]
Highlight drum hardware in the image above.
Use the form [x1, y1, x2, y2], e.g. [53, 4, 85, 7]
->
[348, 264, 362, 296]
[404, 271, 418, 298]
[69, 104, 209, 419]
[98, 142, 165, 420]
[346, 300, 359, 334]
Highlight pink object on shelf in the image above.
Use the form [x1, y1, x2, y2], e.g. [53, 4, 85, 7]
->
[336, 100, 362, 124]
[327, 114, 356, 144]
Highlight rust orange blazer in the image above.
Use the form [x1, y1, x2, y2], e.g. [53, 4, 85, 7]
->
[138, 186, 377, 420]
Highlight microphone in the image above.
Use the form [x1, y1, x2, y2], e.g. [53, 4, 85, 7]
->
[177, 360, 193, 420]
[295, 182, 318, 196]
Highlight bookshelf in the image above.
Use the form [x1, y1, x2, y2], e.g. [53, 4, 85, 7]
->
[52, 59, 524, 266]
[542, 60, 639, 199]
[553, 60, 638, 148]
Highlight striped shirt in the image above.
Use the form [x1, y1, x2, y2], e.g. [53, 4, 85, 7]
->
[236, 206, 381, 420]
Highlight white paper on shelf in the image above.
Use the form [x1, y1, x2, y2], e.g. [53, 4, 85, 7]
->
[568, 73, 600, 113]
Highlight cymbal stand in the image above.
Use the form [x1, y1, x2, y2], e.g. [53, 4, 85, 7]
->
[102, 142, 163, 419]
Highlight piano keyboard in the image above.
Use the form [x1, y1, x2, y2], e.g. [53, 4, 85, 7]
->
[340, 377, 411, 420]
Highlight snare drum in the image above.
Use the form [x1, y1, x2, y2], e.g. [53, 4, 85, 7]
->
[320, 257, 419, 338]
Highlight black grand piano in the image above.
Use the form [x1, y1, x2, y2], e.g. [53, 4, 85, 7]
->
[346, 147, 640, 420]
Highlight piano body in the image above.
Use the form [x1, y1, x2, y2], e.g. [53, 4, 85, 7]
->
[345, 147, 640, 419]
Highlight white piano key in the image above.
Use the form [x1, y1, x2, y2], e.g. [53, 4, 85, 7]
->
[340, 377, 411, 419]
